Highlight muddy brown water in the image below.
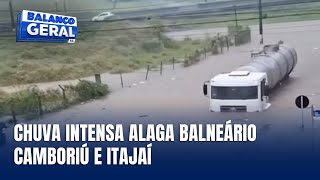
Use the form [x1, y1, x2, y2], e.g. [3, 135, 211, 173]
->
[2, 20, 320, 151]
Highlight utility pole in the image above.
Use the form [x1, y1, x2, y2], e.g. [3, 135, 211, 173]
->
[234, 5, 239, 46]
[63, 0, 67, 13]
[234, 5, 238, 27]
[55, 1, 58, 12]
[259, 0, 263, 44]
[112, 0, 118, 9]
[9, 0, 15, 30]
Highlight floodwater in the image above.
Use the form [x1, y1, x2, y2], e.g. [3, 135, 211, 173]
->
[3, 20, 320, 152]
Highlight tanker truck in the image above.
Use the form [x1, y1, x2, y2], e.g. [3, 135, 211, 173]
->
[203, 42, 297, 112]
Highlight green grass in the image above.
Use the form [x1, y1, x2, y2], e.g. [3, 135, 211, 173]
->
[0, 20, 209, 86]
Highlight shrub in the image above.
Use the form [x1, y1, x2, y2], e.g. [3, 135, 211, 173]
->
[41, 89, 64, 112]
[191, 40, 201, 45]
[0, 87, 40, 117]
[183, 50, 202, 67]
[12, 87, 40, 115]
[212, 44, 219, 54]
[72, 80, 109, 101]
[161, 36, 180, 49]
[183, 59, 192, 67]
[184, 36, 191, 41]
[141, 40, 163, 53]
[228, 25, 251, 46]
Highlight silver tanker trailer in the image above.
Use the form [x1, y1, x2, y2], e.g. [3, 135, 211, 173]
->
[203, 42, 298, 112]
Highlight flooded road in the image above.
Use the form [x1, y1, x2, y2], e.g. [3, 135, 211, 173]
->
[3, 20, 320, 152]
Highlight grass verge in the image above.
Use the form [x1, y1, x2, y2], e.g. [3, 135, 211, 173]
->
[0, 80, 109, 123]
[0, 20, 212, 86]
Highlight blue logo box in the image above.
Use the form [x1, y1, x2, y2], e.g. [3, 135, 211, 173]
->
[16, 10, 77, 43]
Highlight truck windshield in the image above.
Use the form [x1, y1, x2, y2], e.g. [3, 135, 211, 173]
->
[211, 86, 258, 100]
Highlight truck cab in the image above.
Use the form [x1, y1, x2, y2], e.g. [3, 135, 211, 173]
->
[203, 71, 271, 112]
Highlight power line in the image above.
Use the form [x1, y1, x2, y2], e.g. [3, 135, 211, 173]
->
[0, 0, 200, 13]
[0, 0, 319, 14]
[1, 11, 320, 39]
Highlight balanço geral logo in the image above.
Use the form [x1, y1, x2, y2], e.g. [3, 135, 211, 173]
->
[16, 10, 77, 43]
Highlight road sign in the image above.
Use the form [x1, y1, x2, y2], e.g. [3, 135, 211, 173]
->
[295, 95, 309, 109]
[313, 109, 320, 120]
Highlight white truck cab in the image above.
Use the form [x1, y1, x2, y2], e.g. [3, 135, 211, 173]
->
[203, 71, 271, 112]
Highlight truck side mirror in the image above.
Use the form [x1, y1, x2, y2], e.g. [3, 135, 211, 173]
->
[203, 81, 209, 96]
[264, 86, 270, 96]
